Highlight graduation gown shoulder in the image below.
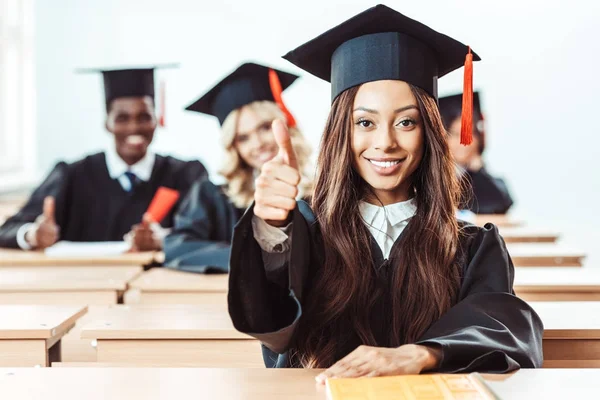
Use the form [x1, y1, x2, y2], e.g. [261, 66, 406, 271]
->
[163, 179, 245, 273]
[228, 202, 543, 371]
[464, 167, 514, 214]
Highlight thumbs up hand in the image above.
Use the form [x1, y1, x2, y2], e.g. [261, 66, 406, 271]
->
[126, 213, 165, 252]
[27, 196, 60, 249]
[254, 120, 301, 227]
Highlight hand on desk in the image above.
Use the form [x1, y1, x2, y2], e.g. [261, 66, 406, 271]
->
[26, 196, 60, 249]
[315, 344, 441, 384]
[126, 213, 166, 252]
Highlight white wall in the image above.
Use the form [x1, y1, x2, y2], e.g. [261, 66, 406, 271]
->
[35, 0, 600, 263]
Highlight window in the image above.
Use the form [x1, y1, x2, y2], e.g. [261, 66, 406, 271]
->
[0, 0, 35, 191]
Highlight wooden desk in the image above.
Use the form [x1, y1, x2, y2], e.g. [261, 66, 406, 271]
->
[531, 301, 600, 367]
[0, 305, 87, 367]
[0, 249, 157, 267]
[475, 214, 524, 228]
[484, 368, 600, 398]
[0, 266, 142, 305]
[515, 267, 600, 301]
[507, 244, 586, 267]
[499, 227, 559, 244]
[126, 268, 228, 305]
[81, 304, 262, 367]
[0, 368, 598, 399]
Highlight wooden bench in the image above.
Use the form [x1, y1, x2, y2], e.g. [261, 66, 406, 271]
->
[0, 305, 87, 367]
[0, 266, 142, 305]
[499, 227, 559, 244]
[507, 244, 586, 267]
[125, 268, 228, 305]
[530, 301, 600, 368]
[0, 249, 157, 267]
[80, 304, 262, 367]
[515, 267, 600, 301]
[475, 214, 524, 228]
[0, 368, 599, 399]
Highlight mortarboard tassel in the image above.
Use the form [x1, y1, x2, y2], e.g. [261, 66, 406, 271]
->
[268, 68, 297, 128]
[460, 47, 474, 146]
[158, 80, 166, 128]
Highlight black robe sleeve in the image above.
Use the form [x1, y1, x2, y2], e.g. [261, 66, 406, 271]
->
[416, 223, 544, 373]
[228, 200, 316, 354]
[466, 168, 514, 214]
[0, 162, 70, 248]
[163, 180, 238, 273]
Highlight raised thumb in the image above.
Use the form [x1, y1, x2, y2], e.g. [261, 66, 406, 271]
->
[273, 119, 298, 170]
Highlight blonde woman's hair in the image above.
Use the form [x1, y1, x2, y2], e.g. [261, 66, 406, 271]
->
[219, 100, 313, 208]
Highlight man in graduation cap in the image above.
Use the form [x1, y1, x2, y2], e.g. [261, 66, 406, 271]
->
[439, 92, 514, 214]
[0, 66, 207, 251]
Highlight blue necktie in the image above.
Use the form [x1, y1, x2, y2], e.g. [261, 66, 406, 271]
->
[124, 171, 138, 192]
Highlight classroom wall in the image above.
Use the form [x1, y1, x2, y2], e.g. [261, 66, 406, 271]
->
[34, 0, 600, 263]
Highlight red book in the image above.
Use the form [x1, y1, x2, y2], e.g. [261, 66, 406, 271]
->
[146, 187, 180, 223]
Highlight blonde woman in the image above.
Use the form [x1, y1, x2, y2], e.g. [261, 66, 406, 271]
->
[163, 63, 312, 272]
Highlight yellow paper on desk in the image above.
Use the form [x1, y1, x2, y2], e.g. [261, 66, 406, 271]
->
[326, 373, 497, 400]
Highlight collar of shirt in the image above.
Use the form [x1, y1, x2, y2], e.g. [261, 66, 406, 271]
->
[359, 198, 417, 259]
[359, 198, 417, 229]
[105, 147, 156, 182]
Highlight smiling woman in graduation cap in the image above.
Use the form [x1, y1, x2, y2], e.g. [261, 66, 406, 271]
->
[227, 5, 543, 379]
[0, 66, 207, 251]
[162, 62, 312, 272]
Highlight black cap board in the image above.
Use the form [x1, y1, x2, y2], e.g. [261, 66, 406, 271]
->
[185, 62, 299, 125]
[282, 4, 480, 102]
[77, 64, 177, 109]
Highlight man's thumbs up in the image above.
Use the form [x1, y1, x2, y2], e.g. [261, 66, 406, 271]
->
[43, 196, 56, 222]
[27, 196, 60, 249]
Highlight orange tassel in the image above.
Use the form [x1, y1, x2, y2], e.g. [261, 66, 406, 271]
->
[158, 80, 166, 128]
[268, 69, 297, 128]
[460, 47, 473, 146]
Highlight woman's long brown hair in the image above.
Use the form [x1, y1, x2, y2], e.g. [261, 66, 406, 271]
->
[295, 84, 463, 368]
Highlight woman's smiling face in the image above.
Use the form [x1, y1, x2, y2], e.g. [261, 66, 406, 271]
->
[351, 80, 424, 205]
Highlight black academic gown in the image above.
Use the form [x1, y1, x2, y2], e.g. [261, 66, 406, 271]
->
[163, 180, 245, 273]
[0, 152, 207, 248]
[462, 168, 514, 214]
[228, 201, 544, 372]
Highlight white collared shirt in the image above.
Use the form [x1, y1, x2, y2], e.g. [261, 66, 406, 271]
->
[358, 198, 417, 259]
[105, 147, 156, 191]
[252, 198, 417, 260]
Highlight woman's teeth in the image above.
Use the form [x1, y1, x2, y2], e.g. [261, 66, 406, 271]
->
[369, 159, 400, 168]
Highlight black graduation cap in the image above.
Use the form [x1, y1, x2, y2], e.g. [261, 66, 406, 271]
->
[439, 92, 483, 127]
[185, 62, 299, 125]
[283, 4, 480, 102]
[282, 4, 480, 145]
[77, 64, 177, 108]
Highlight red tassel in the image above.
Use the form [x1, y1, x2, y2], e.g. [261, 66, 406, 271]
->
[158, 80, 166, 128]
[268, 69, 297, 128]
[460, 47, 473, 146]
